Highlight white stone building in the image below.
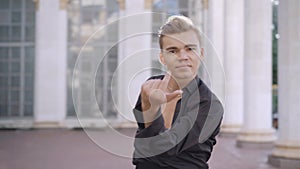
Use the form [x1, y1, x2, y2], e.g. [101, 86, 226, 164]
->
[0, 0, 299, 168]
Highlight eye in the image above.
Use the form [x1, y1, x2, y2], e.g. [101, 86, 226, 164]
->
[168, 49, 177, 54]
[187, 47, 195, 51]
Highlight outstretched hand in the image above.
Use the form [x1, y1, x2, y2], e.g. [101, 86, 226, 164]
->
[141, 74, 182, 126]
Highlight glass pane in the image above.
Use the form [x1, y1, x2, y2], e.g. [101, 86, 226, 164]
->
[107, 0, 119, 16]
[25, 25, 35, 42]
[25, 46, 34, 60]
[107, 25, 118, 42]
[0, 26, 9, 42]
[10, 104, 20, 116]
[0, 104, 8, 117]
[25, 90, 33, 103]
[0, 62, 9, 73]
[81, 61, 91, 72]
[25, 0, 35, 10]
[0, 76, 8, 87]
[82, 89, 92, 101]
[11, 47, 21, 59]
[25, 61, 33, 73]
[12, 0, 22, 10]
[12, 11, 21, 23]
[11, 76, 20, 87]
[82, 8, 95, 24]
[24, 104, 33, 116]
[67, 102, 76, 116]
[10, 90, 20, 102]
[11, 61, 20, 73]
[0, 48, 9, 59]
[179, 0, 188, 10]
[0, 11, 10, 23]
[25, 75, 33, 87]
[11, 26, 21, 42]
[0, 0, 9, 10]
[0, 89, 8, 102]
[25, 11, 35, 23]
[108, 58, 117, 72]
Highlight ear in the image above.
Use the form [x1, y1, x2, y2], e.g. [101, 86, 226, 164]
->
[159, 52, 166, 65]
[200, 47, 204, 60]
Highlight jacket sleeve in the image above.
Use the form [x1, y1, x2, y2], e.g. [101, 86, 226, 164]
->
[133, 94, 167, 138]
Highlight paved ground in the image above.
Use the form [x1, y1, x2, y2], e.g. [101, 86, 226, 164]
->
[0, 128, 279, 169]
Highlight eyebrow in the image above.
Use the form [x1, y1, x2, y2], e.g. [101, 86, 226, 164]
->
[165, 47, 178, 51]
[185, 44, 198, 48]
[165, 44, 198, 51]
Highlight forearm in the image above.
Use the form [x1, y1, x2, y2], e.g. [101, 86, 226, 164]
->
[161, 97, 180, 129]
[142, 101, 160, 128]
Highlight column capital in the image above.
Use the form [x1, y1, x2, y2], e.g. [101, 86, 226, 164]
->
[203, 0, 209, 9]
[33, 0, 39, 10]
[59, 0, 69, 10]
[144, 0, 153, 10]
[118, 0, 125, 10]
[33, 0, 69, 10]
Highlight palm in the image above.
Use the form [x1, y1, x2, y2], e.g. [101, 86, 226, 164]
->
[141, 74, 182, 111]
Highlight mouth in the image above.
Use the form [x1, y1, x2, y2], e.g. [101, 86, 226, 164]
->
[176, 65, 192, 68]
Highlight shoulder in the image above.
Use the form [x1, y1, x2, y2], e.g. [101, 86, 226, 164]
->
[198, 79, 224, 114]
[188, 78, 224, 112]
[197, 78, 220, 102]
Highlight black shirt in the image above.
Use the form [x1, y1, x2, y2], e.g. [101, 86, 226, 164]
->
[132, 75, 224, 169]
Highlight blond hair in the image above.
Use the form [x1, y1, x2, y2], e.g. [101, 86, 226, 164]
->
[158, 15, 202, 49]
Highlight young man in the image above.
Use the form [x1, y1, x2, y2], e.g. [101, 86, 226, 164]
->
[132, 15, 223, 169]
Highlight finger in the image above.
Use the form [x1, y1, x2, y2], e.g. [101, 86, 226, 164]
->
[149, 89, 166, 105]
[142, 80, 160, 98]
[151, 80, 161, 89]
[147, 79, 159, 88]
[166, 90, 183, 102]
[141, 80, 152, 92]
[159, 73, 171, 90]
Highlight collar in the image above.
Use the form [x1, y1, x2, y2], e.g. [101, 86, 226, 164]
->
[182, 75, 201, 95]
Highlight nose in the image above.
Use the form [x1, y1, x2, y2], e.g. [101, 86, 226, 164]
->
[179, 49, 189, 60]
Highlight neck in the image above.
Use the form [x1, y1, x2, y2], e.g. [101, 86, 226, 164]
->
[169, 75, 196, 90]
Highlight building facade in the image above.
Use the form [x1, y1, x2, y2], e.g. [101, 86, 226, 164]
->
[0, 0, 299, 168]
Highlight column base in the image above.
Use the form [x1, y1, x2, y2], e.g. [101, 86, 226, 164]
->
[33, 121, 64, 129]
[220, 124, 242, 137]
[268, 155, 300, 169]
[237, 129, 277, 148]
[268, 141, 300, 169]
[236, 140, 274, 149]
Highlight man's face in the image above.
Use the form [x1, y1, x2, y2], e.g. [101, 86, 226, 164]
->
[160, 30, 202, 82]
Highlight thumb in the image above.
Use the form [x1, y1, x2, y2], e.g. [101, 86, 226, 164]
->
[165, 90, 183, 102]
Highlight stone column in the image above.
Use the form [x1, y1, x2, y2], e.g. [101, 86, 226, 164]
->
[221, 0, 244, 135]
[34, 0, 68, 128]
[117, 0, 152, 127]
[237, 0, 276, 146]
[206, 0, 225, 111]
[268, 1, 300, 168]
